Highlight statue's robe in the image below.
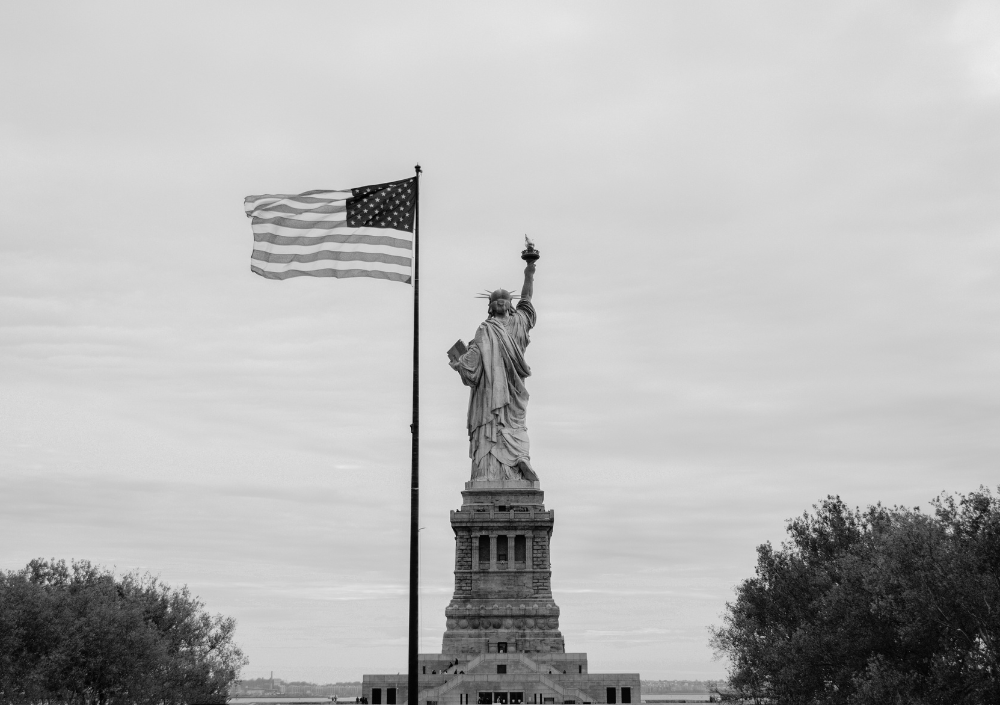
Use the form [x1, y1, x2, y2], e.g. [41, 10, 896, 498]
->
[450, 300, 536, 481]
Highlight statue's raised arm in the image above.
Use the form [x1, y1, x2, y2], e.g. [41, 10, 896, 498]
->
[447, 241, 541, 483]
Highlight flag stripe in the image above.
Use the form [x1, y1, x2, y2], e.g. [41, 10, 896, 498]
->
[253, 211, 347, 222]
[252, 249, 411, 267]
[251, 216, 357, 231]
[251, 265, 411, 283]
[295, 190, 354, 199]
[244, 193, 351, 210]
[251, 258, 411, 275]
[251, 221, 411, 241]
[253, 241, 410, 258]
[253, 232, 411, 249]
[252, 211, 347, 223]
[245, 199, 343, 215]
[251, 212, 347, 223]
[252, 204, 348, 218]
[251, 200, 348, 211]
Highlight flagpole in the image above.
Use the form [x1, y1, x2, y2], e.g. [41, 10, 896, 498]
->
[408, 163, 422, 705]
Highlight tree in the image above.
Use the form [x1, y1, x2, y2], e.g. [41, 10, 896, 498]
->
[710, 487, 1000, 705]
[0, 558, 248, 704]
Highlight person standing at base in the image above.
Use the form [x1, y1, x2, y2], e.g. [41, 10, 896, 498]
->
[448, 252, 538, 482]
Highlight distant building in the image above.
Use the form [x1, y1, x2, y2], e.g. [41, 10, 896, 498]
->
[230, 680, 362, 699]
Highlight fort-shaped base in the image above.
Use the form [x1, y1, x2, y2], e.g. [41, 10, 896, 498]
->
[363, 652, 640, 705]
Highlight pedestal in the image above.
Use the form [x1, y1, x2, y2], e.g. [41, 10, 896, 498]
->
[442, 480, 565, 655]
[362, 480, 640, 705]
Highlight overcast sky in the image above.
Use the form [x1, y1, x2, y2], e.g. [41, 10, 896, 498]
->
[2, 0, 999, 684]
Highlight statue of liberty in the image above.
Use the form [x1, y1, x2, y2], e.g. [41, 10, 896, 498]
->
[447, 240, 540, 482]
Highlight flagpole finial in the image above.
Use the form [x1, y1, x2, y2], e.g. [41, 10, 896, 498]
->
[414, 164, 422, 175]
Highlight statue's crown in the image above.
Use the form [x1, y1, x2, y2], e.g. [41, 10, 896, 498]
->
[475, 289, 519, 302]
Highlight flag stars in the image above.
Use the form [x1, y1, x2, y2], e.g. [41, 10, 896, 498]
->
[346, 178, 415, 231]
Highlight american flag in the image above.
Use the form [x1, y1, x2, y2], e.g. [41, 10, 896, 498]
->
[244, 177, 416, 283]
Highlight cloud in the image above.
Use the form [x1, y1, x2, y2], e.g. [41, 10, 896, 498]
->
[2, 0, 998, 682]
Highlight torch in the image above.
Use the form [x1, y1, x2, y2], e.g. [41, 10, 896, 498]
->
[521, 235, 540, 263]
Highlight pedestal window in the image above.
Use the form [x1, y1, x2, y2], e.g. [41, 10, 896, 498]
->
[478, 535, 490, 568]
[497, 535, 508, 567]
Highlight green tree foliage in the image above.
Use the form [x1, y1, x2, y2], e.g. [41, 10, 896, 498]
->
[710, 488, 1000, 705]
[0, 558, 247, 705]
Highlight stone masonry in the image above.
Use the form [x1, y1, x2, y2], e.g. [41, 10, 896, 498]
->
[442, 479, 564, 655]
[362, 478, 640, 705]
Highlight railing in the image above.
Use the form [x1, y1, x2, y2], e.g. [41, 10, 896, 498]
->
[465, 506, 551, 518]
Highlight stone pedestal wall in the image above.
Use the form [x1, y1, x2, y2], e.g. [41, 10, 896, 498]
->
[442, 480, 565, 655]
